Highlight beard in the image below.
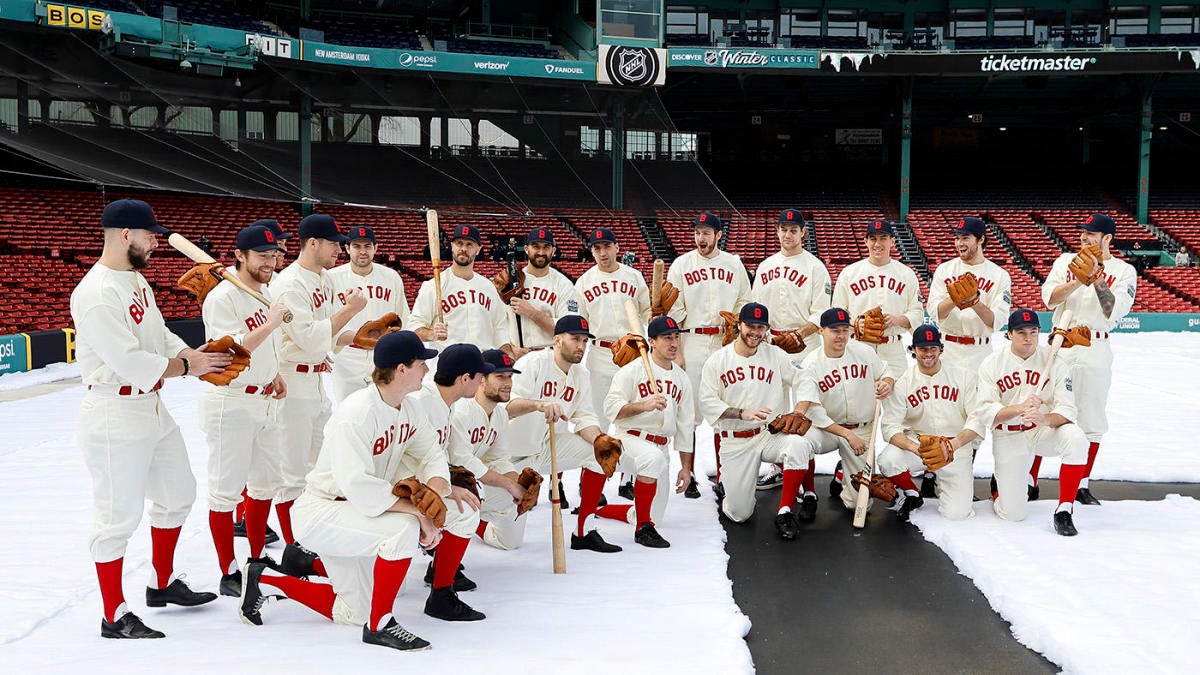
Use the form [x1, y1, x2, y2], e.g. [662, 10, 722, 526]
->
[251, 266, 274, 284]
[453, 253, 473, 267]
[530, 254, 550, 269]
[127, 244, 151, 270]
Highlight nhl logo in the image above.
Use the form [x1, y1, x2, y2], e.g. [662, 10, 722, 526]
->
[604, 45, 660, 87]
[619, 49, 646, 81]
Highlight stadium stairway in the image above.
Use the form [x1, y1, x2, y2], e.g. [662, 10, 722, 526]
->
[638, 217, 675, 261]
[989, 222, 1044, 282]
[891, 220, 932, 284]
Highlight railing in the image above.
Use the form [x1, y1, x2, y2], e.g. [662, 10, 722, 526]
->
[459, 22, 548, 42]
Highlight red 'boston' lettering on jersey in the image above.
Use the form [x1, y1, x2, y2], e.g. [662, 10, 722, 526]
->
[996, 369, 1041, 395]
[816, 363, 871, 393]
[372, 424, 397, 456]
[312, 287, 330, 309]
[441, 289, 493, 314]
[758, 266, 808, 289]
[523, 286, 558, 304]
[540, 380, 577, 403]
[848, 275, 907, 297]
[244, 307, 269, 331]
[944, 273, 994, 294]
[906, 384, 961, 408]
[339, 285, 392, 304]
[719, 366, 775, 388]
[582, 280, 637, 302]
[683, 267, 736, 285]
[468, 425, 498, 448]
[637, 378, 683, 404]
[128, 286, 149, 324]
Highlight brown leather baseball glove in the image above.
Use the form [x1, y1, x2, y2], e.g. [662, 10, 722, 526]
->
[448, 465, 480, 500]
[652, 281, 679, 318]
[917, 434, 955, 472]
[854, 307, 887, 344]
[719, 310, 739, 346]
[177, 263, 225, 306]
[198, 336, 251, 386]
[1050, 325, 1092, 349]
[353, 312, 403, 349]
[391, 478, 447, 528]
[592, 433, 623, 478]
[851, 472, 897, 503]
[491, 267, 526, 304]
[767, 412, 812, 435]
[1068, 244, 1104, 286]
[947, 272, 981, 310]
[610, 333, 647, 367]
[771, 330, 805, 354]
[515, 467, 543, 516]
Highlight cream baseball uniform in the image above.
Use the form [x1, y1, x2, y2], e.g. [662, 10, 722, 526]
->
[574, 263, 650, 430]
[328, 262, 410, 402]
[832, 258, 924, 380]
[1040, 253, 1136, 440]
[450, 397, 520, 549]
[698, 342, 812, 522]
[71, 264, 196, 563]
[603, 357, 695, 524]
[272, 261, 338, 503]
[668, 249, 752, 417]
[881, 361, 985, 520]
[927, 258, 1012, 371]
[752, 249, 832, 363]
[410, 271, 510, 351]
[518, 265, 581, 348]
[969, 345, 1087, 522]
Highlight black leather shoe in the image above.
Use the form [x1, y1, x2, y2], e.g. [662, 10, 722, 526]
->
[797, 495, 818, 524]
[920, 473, 937, 498]
[550, 481, 570, 510]
[684, 475, 701, 499]
[424, 586, 485, 622]
[363, 617, 431, 651]
[570, 529, 622, 553]
[774, 512, 799, 540]
[634, 523, 671, 548]
[1053, 511, 1078, 536]
[101, 612, 165, 639]
[1028, 483, 1040, 501]
[618, 480, 635, 500]
[234, 519, 280, 546]
[238, 562, 268, 626]
[145, 578, 218, 607]
[219, 570, 242, 598]
[424, 561, 477, 592]
[1075, 487, 1101, 505]
[280, 543, 318, 578]
[830, 461, 844, 500]
[897, 494, 925, 522]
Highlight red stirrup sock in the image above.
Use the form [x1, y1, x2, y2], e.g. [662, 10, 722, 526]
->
[150, 526, 182, 589]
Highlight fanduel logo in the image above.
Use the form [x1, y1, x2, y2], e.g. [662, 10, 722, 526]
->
[474, 61, 510, 70]
[706, 49, 770, 68]
[979, 54, 1097, 73]
[545, 64, 585, 75]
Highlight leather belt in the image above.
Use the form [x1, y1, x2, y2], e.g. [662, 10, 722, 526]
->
[244, 384, 275, 395]
[719, 428, 762, 439]
[348, 344, 369, 350]
[295, 363, 331, 373]
[996, 423, 1037, 432]
[688, 327, 722, 335]
[945, 334, 990, 345]
[89, 380, 164, 396]
[841, 422, 865, 430]
[1088, 329, 1110, 340]
[858, 335, 897, 344]
[594, 340, 615, 348]
[627, 430, 669, 446]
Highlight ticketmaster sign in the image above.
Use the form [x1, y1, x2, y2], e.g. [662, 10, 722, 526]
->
[668, 47, 819, 70]
[303, 42, 594, 80]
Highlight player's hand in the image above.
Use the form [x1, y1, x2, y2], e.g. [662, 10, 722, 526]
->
[675, 467, 691, 494]
[266, 301, 291, 328]
[270, 372, 287, 399]
[1022, 394, 1044, 411]
[643, 394, 668, 412]
[508, 345, 532, 360]
[432, 321, 449, 341]
[844, 431, 867, 455]
[539, 401, 567, 423]
[883, 313, 904, 329]
[448, 485, 481, 513]
[875, 379, 893, 399]
[342, 287, 367, 313]
[416, 515, 442, 550]
[740, 407, 772, 422]
[188, 346, 234, 376]
[510, 297, 536, 318]
[505, 477, 526, 503]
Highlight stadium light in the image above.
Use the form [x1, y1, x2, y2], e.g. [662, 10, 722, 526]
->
[179, 58, 192, 69]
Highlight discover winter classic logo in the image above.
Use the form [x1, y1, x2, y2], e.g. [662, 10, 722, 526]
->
[979, 54, 1097, 73]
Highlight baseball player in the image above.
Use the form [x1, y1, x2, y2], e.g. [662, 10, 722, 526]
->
[969, 309, 1090, 536]
[410, 223, 515, 354]
[238, 331, 485, 652]
[255, 218, 294, 266]
[496, 315, 625, 552]
[832, 219, 924, 381]
[329, 225, 411, 402]
[698, 303, 815, 540]
[1038, 213, 1136, 505]
[751, 208, 833, 491]
[881, 325, 985, 520]
[596, 316, 695, 548]
[492, 227, 581, 349]
[271, 214, 367, 544]
[71, 199, 231, 638]
[927, 217, 1012, 371]
[199, 224, 292, 597]
[573, 227, 651, 433]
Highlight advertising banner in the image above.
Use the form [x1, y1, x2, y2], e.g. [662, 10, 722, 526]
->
[668, 47, 818, 70]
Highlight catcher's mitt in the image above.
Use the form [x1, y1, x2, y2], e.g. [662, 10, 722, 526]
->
[947, 272, 981, 310]
[198, 336, 251, 386]
[850, 472, 898, 503]
[917, 434, 955, 472]
[515, 467, 543, 516]
[767, 412, 812, 436]
[491, 267, 526, 304]
[652, 281, 679, 318]
[854, 307, 887, 344]
[392, 478, 447, 528]
[449, 465, 480, 500]
[353, 312, 403, 349]
[771, 330, 805, 354]
[719, 310, 739, 346]
[592, 433, 623, 478]
[1050, 325, 1092, 349]
[610, 333, 647, 367]
[177, 263, 224, 306]
[1067, 244, 1104, 286]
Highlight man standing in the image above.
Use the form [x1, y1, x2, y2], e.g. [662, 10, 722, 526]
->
[1039, 214, 1136, 504]
[496, 227, 580, 349]
[72, 199, 232, 638]
[927, 217, 1011, 371]
[329, 225, 411, 402]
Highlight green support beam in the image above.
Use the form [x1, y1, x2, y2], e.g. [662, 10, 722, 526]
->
[1137, 77, 1154, 225]
[899, 78, 913, 225]
[612, 102, 625, 210]
[300, 95, 313, 215]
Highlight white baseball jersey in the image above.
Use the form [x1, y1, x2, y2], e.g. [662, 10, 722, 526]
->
[1040, 253, 1137, 331]
[407, 382, 453, 454]
[666, 249, 752, 328]
[881, 362, 986, 440]
[969, 346, 1077, 433]
[509, 349, 599, 450]
[603, 358, 695, 454]
[752, 249, 833, 330]
[519, 265, 581, 348]
[410, 271, 510, 350]
[698, 343, 800, 432]
[200, 280, 281, 387]
[71, 264, 188, 391]
[304, 385, 451, 516]
[574, 264, 650, 340]
[795, 341, 886, 429]
[832, 258, 925, 340]
[449, 397, 515, 478]
[927, 258, 1012, 337]
[272, 261, 337, 366]
[328, 262, 411, 335]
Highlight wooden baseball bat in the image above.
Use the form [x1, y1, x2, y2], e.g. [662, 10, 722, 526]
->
[852, 397, 884, 530]
[506, 253, 524, 347]
[426, 210, 444, 324]
[168, 233, 292, 323]
[1038, 309, 1074, 389]
[623, 299, 659, 395]
[651, 258, 664, 309]
[548, 418, 566, 574]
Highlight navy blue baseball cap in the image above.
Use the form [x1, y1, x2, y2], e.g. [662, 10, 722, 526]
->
[588, 228, 617, 245]
[693, 211, 722, 230]
[236, 224, 284, 253]
[451, 223, 481, 244]
[739, 303, 770, 326]
[1007, 309, 1040, 331]
[648, 315, 682, 338]
[482, 348, 521, 374]
[436, 343, 495, 379]
[526, 227, 555, 245]
[952, 217, 987, 237]
[779, 209, 805, 226]
[912, 324, 943, 348]
[820, 307, 852, 328]
[347, 225, 376, 243]
[298, 214, 349, 243]
[1079, 213, 1116, 236]
[252, 219, 294, 240]
[374, 330, 438, 368]
[554, 315, 596, 338]
[102, 199, 169, 234]
[865, 219, 895, 237]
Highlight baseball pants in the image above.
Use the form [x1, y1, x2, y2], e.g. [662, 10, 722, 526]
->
[941, 340, 994, 372]
[801, 426, 909, 510]
[1058, 339, 1114, 441]
[888, 442, 975, 520]
[198, 387, 284, 511]
[331, 346, 373, 404]
[614, 434, 672, 524]
[681, 331, 723, 418]
[720, 431, 813, 523]
[277, 368, 332, 503]
[78, 390, 195, 562]
[585, 346, 619, 432]
[992, 424, 1088, 522]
